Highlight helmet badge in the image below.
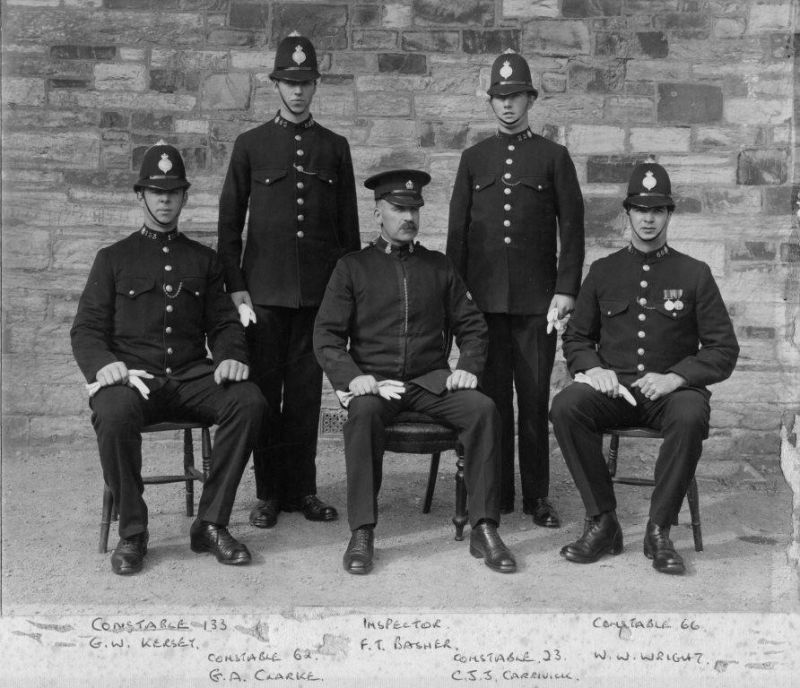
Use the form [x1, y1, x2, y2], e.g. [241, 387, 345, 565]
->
[158, 153, 173, 174]
[642, 170, 657, 191]
[405, 180, 414, 190]
[499, 60, 513, 79]
[292, 45, 307, 65]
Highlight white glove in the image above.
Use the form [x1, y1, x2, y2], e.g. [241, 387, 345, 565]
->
[85, 369, 154, 400]
[574, 372, 637, 406]
[238, 303, 257, 327]
[546, 307, 570, 335]
[336, 380, 407, 408]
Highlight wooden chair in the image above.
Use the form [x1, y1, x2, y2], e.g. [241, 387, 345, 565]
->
[384, 411, 468, 540]
[606, 426, 703, 552]
[98, 421, 212, 553]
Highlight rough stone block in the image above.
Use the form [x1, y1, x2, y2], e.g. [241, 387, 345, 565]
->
[414, 94, 487, 120]
[207, 29, 255, 48]
[566, 125, 625, 154]
[401, 31, 460, 52]
[656, 12, 711, 37]
[714, 17, 746, 38]
[736, 149, 788, 186]
[629, 126, 690, 152]
[3, 77, 46, 106]
[419, 121, 468, 149]
[540, 72, 567, 93]
[780, 243, 800, 262]
[657, 83, 723, 123]
[353, 30, 398, 50]
[463, 30, 519, 54]
[49, 78, 91, 89]
[150, 69, 202, 94]
[315, 91, 356, 118]
[366, 119, 418, 146]
[723, 97, 792, 126]
[230, 1, 269, 30]
[358, 92, 412, 117]
[271, 4, 348, 49]
[568, 59, 626, 93]
[594, 32, 630, 58]
[637, 31, 669, 58]
[704, 188, 761, 215]
[50, 45, 116, 60]
[763, 185, 793, 216]
[2, 231, 51, 270]
[626, 60, 690, 82]
[49, 90, 197, 112]
[413, 0, 494, 25]
[562, 0, 622, 17]
[151, 49, 230, 72]
[377, 53, 427, 74]
[4, 131, 100, 169]
[584, 197, 625, 238]
[604, 95, 655, 122]
[522, 20, 591, 56]
[94, 63, 147, 91]
[748, 3, 792, 33]
[230, 50, 273, 70]
[200, 73, 251, 110]
[586, 155, 641, 183]
[131, 112, 175, 132]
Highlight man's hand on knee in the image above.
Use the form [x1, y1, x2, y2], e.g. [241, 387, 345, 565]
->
[96, 361, 129, 387]
[349, 375, 379, 396]
[215, 359, 250, 384]
[446, 369, 478, 391]
[631, 372, 685, 401]
[582, 367, 620, 397]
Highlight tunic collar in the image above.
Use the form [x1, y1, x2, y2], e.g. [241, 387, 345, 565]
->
[496, 127, 533, 142]
[627, 243, 670, 260]
[140, 225, 179, 242]
[373, 235, 416, 254]
[273, 111, 316, 130]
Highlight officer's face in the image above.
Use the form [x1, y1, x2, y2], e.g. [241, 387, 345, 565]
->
[489, 92, 535, 131]
[274, 79, 317, 119]
[375, 200, 420, 246]
[627, 205, 671, 251]
[138, 188, 187, 230]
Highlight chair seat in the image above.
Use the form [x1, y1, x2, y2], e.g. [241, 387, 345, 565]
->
[384, 412, 458, 452]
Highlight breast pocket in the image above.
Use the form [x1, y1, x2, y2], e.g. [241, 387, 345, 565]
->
[252, 168, 288, 189]
[472, 175, 496, 193]
[653, 298, 695, 321]
[599, 299, 629, 319]
[117, 276, 156, 300]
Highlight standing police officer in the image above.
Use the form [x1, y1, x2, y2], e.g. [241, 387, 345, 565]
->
[217, 33, 360, 530]
[447, 51, 585, 526]
[549, 159, 739, 575]
[72, 142, 267, 575]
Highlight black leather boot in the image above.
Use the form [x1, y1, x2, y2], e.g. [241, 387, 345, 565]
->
[560, 511, 623, 563]
[343, 526, 374, 575]
[643, 520, 685, 575]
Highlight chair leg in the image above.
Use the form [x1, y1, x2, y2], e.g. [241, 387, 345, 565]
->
[201, 426, 212, 480]
[452, 447, 468, 541]
[423, 452, 441, 513]
[183, 429, 195, 517]
[100, 485, 113, 554]
[686, 477, 703, 552]
[607, 433, 619, 476]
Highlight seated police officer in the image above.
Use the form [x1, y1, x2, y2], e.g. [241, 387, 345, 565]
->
[314, 169, 517, 575]
[549, 159, 739, 575]
[71, 142, 267, 575]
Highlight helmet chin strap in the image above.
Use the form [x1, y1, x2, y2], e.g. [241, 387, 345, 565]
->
[141, 190, 180, 229]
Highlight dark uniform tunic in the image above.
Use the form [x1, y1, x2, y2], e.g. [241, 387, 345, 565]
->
[217, 112, 360, 504]
[550, 244, 739, 526]
[446, 129, 585, 510]
[313, 237, 501, 530]
[71, 228, 266, 539]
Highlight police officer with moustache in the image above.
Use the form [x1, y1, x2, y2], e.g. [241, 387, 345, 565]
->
[447, 51, 585, 527]
[217, 34, 360, 530]
[71, 142, 267, 575]
[314, 170, 517, 575]
[549, 159, 739, 575]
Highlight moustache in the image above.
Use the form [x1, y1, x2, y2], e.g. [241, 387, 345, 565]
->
[400, 222, 418, 231]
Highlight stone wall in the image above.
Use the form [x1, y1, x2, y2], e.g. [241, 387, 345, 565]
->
[2, 0, 798, 467]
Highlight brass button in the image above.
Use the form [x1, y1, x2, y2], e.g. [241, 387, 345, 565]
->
[165, 285, 173, 293]
[504, 204, 511, 211]
[167, 347, 174, 354]
[296, 165, 304, 172]
[166, 305, 173, 313]
[165, 367, 172, 374]
[162, 246, 169, 254]
[295, 134, 302, 141]
[297, 214, 305, 222]
[128, 289, 135, 296]
[642, 264, 651, 271]
[504, 237, 511, 244]
[537, 185, 543, 190]
[194, 291, 200, 296]
[297, 198, 304, 206]
[503, 220, 511, 227]
[164, 265, 172, 271]
[297, 231, 304, 238]
[637, 348, 645, 355]
[297, 182, 304, 190]
[638, 297, 647, 306]
[505, 158, 513, 164]
[504, 188, 511, 195]
[637, 363, 645, 372]
[296, 149, 304, 156]
[504, 172, 511, 180]
[508, 145, 515, 151]
[640, 280, 648, 288]
[638, 330, 645, 338]
[165, 326, 172, 334]
[638, 313, 646, 321]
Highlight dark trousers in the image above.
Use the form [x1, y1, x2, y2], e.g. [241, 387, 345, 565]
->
[343, 385, 501, 531]
[549, 382, 710, 528]
[483, 312, 556, 509]
[91, 375, 266, 539]
[247, 305, 322, 502]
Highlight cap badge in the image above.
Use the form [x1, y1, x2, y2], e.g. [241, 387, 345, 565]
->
[642, 170, 657, 191]
[158, 153, 173, 174]
[499, 60, 513, 79]
[292, 45, 307, 65]
[405, 180, 414, 190]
